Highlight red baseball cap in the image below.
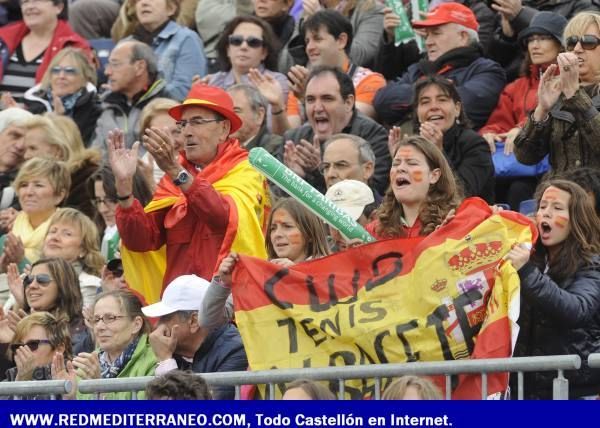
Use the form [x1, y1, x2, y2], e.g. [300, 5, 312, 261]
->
[168, 84, 242, 135]
[412, 3, 479, 32]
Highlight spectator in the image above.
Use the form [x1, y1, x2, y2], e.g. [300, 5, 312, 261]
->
[227, 84, 283, 155]
[110, 84, 269, 287]
[6, 257, 93, 355]
[373, 2, 506, 129]
[22, 47, 102, 146]
[408, 75, 495, 202]
[299, 0, 384, 68]
[0, 0, 91, 103]
[325, 179, 375, 252]
[145, 370, 212, 400]
[90, 165, 153, 262]
[282, 10, 386, 130]
[562, 167, 600, 216]
[201, 198, 331, 331]
[254, 0, 298, 74]
[282, 379, 336, 400]
[514, 11, 600, 172]
[506, 179, 600, 399]
[69, 0, 121, 39]
[54, 289, 156, 400]
[0, 108, 33, 220]
[210, 15, 288, 132]
[282, 66, 391, 195]
[0, 158, 70, 273]
[142, 274, 247, 400]
[4, 312, 71, 394]
[120, 0, 207, 101]
[22, 115, 71, 162]
[320, 134, 376, 194]
[92, 40, 171, 154]
[366, 136, 462, 239]
[481, 11, 566, 210]
[137, 97, 181, 187]
[382, 375, 443, 400]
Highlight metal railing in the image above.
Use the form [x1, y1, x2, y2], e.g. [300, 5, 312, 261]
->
[0, 355, 583, 400]
[0, 379, 72, 399]
[587, 353, 600, 368]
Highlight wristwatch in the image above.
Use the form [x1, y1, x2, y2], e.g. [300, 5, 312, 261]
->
[173, 169, 192, 186]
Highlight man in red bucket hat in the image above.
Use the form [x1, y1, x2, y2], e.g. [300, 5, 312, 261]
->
[374, 2, 505, 130]
[106, 84, 270, 302]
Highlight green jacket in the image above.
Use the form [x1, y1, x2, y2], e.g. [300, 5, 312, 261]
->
[77, 334, 157, 400]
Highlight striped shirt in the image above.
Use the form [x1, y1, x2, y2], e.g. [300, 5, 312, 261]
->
[0, 44, 45, 103]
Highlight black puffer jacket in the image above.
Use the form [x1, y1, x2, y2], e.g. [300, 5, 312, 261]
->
[442, 124, 495, 203]
[514, 256, 600, 399]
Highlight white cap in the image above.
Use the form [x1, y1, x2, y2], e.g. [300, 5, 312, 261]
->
[325, 180, 375, 220]
[142, 275, 209, 318]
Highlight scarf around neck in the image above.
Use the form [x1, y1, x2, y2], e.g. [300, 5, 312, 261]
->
[12, 211, 54, 263]
[99, 335, 140, 379]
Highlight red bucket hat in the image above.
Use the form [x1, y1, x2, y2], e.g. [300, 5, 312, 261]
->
[168, 84, 243, 135]
[412, 2, 479, 32]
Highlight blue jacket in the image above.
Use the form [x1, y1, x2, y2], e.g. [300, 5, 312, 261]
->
[373, 45, 506, 129]
[152, 20, 207, 101]
[177, 324, 248, 400]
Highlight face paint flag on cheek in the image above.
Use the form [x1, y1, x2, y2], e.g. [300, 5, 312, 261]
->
[555, 216, 568, 229]
[411, 170, 424, 182]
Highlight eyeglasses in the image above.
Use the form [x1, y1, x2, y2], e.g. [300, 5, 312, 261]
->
[526, 34, 554, 45]
[318, 161, 352, 174]
[175, 116, 223, 131]
[10, 339, 52, 353]
[92, 314, 126, 325]
[93, 197, 118, 206]
[106, 259, 124, 278]
[50, 66, 80, 76]
[228, 35, 265, 49]
[23, 274, 53, 287]
[566, 35, 600, 51]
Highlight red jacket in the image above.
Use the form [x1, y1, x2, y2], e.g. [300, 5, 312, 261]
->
[479, 65, 543, 135]
[0, 20, 91, 83]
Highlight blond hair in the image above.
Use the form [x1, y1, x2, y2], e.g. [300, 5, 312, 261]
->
[10, 312, 73, 360]
[139, 97, 178, 135]
[40, 47, 97, 90]
[23, 116, 72, 162]
[13, 158, 71, 202]
[48, 208, 105, 276]
[382, 376, 443, 400]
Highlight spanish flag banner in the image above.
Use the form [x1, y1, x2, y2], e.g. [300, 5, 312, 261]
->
[232, 198, 537, 399]
[122, 140, 270, 304]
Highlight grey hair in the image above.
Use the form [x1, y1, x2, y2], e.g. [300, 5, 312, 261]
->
[322, 133, 376, 165]
[454, 23, 479, 44]
[228, 84, 268, 119]
[0, 108, 33, 133]
[122, 40, 159, 81]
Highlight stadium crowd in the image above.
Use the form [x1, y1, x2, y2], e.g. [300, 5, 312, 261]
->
[0, 0, 600, 400]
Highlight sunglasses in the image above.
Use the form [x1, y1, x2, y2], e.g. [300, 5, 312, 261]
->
[23, 273, 53, 287]
[228, 35, 265, 49]
[106, 259, 124, 278]
[50, 66, 80, 76]
[566, 35, 600, 51]
[10, 339, 52, 353]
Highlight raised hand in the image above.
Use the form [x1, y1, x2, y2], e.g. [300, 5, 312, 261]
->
[7, 263, 25, 308]
[142, 127, 180, 178]
[52, 94, 65, 115]
[3, 233, 24, 265]
[302, 0, 322, 18]
[248, 68, 285, 112]
[51, 352, 77, 399]
[535, 64, 561, 119]
[499, 127, 521, 155]
[0, 307, 16, 343]
[490, 0, 523, 20]
[149, 324, 178, 362]
[1, 92, 18, 109]
[14, 344, 37, 381]
[217, 252, 239, 288]
[287, 65, 309, 101]
[557, 52, 580, 99]
[419, 121, 444, 149]
[72, 351, 101, 380]
[295, 136, 321, 173]
[383, 7, 400, 42]
[283, 141, 306, 177]
[7, 309, 27, 332]
[0, 207, 18, 232]
[107, 129, 140, 182]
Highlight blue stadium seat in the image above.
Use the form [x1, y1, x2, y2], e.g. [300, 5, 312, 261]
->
[89, 38, 115, 85]
[519, 199, 537, 216]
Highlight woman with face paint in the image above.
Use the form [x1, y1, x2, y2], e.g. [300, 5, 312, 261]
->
[505, 179, 600, 399]
[404, 75, 495, 203]
[367, 135, 462, 240]
[199, 198, 331, 331]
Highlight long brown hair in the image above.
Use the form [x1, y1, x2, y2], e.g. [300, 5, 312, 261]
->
[533, 179, 600, 281]
[265, 198, 330, 260]
[375, 136, 462, 238]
